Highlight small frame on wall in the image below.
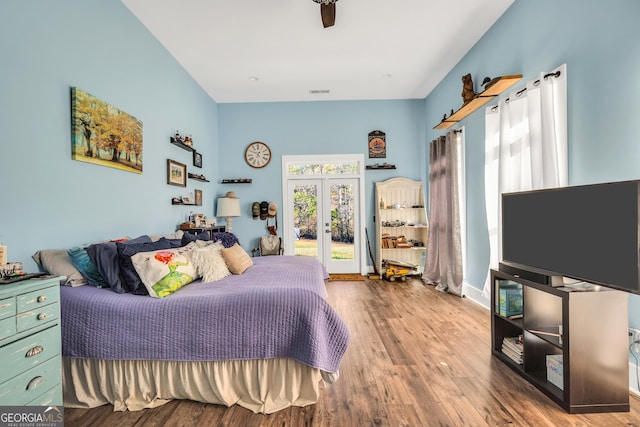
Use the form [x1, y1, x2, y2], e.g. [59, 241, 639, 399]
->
[368, 130, 386, 158]
[195, 189, 202, 206]
[193, 151, 202, 168]
[167, 159, 187, 187]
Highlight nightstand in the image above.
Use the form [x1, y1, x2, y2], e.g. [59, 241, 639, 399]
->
[0, 276, 63, 406]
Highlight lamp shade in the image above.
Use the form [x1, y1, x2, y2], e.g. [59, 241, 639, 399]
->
[216, 197, 241, 218]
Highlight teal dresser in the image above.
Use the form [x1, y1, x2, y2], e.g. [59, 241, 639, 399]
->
[0, 276, 62, 406]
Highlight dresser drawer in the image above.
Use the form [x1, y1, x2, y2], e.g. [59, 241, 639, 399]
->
[27, 383, 62, 407]
[0, 316, 16, 341]
[0, 356, 61, 405]
[16, 303, 59, 332]
[0, 296, 15, 320]
[17, 285, 59, 313]
[0, 325, 60, 384]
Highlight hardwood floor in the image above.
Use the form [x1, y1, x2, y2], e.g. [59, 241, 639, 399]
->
[63, 278, 640, 426]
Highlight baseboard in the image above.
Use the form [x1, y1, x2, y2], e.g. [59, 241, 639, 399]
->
[462, 282, 489, 310]
[630, 361, 640, 396]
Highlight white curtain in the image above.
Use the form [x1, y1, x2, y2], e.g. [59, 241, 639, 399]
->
[423, 129, 463, 296]
[482, 64, 568, 298]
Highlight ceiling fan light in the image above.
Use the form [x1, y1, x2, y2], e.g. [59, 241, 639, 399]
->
[312, 0, 338, 4]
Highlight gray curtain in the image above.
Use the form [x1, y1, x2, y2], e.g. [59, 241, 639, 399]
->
[422, 130, 463, 296]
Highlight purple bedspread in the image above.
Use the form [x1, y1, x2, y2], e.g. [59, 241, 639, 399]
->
[60, 256, 349, 373]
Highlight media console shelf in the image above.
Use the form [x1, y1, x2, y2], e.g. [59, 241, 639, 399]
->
[491, 268, 630, 413]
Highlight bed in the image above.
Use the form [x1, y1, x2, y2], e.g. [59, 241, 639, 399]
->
[52, 239, 349, 414]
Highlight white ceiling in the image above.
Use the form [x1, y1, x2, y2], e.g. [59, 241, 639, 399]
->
[122, 0, 514, 104]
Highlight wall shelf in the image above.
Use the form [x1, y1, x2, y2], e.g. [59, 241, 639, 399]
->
[434, 75, 522, 130]
[170, 138, 195, 152]
[366, 163, 396, 170]
[221, 179, 252, 184]
[188, 173, 209, 182]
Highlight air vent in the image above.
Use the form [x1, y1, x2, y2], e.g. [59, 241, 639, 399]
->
[309, 89, 330, 94]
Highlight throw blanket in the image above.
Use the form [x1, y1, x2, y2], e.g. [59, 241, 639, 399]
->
[60, 256, 349, 373]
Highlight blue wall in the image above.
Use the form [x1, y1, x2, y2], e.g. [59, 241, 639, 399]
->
[423, 0, 640, 323]
[3, 0, 640, 328]
[0, 0, 219, 269]
[218, 100, 426, 252]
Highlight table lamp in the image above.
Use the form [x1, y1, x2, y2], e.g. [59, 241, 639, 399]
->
[216, 191, 241, 232]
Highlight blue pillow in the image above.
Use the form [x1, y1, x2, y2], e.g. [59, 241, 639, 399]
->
[117, 238, 173, 295]
[67, 245, 108, 287]
[86, 235, 152, 293]
[211, 232, 240, 248]
[180, 231, 211, 246]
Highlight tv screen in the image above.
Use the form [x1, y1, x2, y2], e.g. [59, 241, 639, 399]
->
[501, 180, 640, 294]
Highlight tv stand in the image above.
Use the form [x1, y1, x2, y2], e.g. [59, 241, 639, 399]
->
[491, 269, 630, 413]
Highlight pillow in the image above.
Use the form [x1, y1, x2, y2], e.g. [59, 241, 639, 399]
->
[131, 242, 199, 298]
[181, 231, 211, 246]
[211, 232, 240, 248]
[221, 243, 253, 275]
[32, 249, 87, 286]
[190, 241, 230, 282]
[116, 238, 173, 294]
[67, 245, 109, 287]
[86, 235, 152, 293]
[149, 230, 184, 242]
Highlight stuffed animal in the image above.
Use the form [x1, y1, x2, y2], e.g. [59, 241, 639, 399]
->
[461, 73, 475, 105]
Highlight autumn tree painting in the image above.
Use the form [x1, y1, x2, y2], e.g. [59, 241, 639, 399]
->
[71, 87, 143, 173]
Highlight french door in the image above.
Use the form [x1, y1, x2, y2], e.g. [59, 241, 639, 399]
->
[282, 155, 364, 274]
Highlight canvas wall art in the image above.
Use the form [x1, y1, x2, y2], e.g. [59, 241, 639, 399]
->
[71, 87, 143, 173]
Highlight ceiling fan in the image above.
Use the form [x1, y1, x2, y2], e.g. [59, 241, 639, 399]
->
[313, 0, 338, 28]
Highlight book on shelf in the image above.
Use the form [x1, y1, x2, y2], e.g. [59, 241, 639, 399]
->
[498, 285, 523, 317]
[501, 336, 524, 364]
[501, 345, 524, 364]
[502, 336, 523, 353]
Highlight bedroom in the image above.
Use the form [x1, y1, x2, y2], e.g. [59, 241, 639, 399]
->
[2, 0, 640, 425]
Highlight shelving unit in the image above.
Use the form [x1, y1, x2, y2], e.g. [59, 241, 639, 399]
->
[374, 177, 428, 275]
[434, 75, 522, 130]
[491, 268, 630, 413]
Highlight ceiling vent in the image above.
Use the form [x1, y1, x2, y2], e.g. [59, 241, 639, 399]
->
[309, 89, 330, 94]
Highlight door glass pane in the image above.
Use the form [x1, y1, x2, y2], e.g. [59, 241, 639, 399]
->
[288, 162, 359, 175]
[293, 184, 318, 257]
[330, 183, 354, 261]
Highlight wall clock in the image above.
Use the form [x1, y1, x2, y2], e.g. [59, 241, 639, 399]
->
[245, 141, 271, 168]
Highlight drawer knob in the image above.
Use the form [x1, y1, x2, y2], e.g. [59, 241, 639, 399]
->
[37, 313, 48, 320]
[26, 345, 44, 358]
[26, 376, 45, 390]
[37, 295, 47, 303]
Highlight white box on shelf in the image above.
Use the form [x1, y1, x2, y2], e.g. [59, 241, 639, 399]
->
[546, 354, 564, 390]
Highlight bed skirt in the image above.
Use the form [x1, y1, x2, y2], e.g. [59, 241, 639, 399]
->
[62, 357, 331, 414]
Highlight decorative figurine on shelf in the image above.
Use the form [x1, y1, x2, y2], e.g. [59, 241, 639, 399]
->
[183, 134, 192, 147]
[171, 130, 185, 144]
[482, 76, 499, 90]
[461, 73, 476, 105]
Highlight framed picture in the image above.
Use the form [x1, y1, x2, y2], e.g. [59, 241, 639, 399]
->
[368, 130, 386, 158]
[195, 189, 202, 206]
[71, 87, 143, 174]
[193, 151, 202, 168]
[167, 159, 187, 187]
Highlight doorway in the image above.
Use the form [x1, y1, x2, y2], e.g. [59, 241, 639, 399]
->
[282, 155, 365, 274]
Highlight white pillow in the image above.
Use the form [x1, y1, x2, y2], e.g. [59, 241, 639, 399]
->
[190, 241, 230, 282]
[131, 242, 199, 298]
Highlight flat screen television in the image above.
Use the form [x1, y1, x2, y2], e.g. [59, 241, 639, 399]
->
[501, 180, 640, 294]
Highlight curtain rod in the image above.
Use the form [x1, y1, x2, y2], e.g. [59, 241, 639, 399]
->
[493, 70, 562, 110]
